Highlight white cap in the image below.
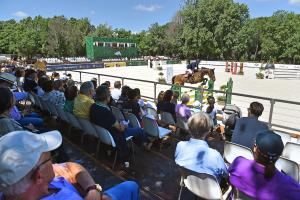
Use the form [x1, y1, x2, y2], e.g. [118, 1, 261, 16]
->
[0, 130, 62, 190]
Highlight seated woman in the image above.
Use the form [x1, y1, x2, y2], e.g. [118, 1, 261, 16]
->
[64, 85, 78, 113]
[229, 131, 300, 200]
[122, 88, 142, 122]
[157, 90, 176, 122]
[0, 87, 24, 136]
[175, 93, 192, 120]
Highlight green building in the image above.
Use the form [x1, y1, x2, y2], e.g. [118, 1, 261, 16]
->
[85, 37, 138, 61]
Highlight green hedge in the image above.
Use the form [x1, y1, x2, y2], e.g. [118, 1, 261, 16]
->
[126, 61, 148, 66]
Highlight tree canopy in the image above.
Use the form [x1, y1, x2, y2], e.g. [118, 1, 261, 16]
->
[0, 0, 299, 64]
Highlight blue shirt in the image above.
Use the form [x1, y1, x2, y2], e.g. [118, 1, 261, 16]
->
[232, 117, 269, 149]
[175, 138, 228, 182]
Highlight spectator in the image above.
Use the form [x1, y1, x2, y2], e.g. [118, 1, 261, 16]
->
[175, 112, 228, 182]
[116, 85, 130, 108]
[52, 80, 66, 107]
[51, 71, 60, 81]
[232, 101, 269, 149]
[0, 73, 43, 127]
[90, 86, 151, 168]
[36, 76, 48, 97]
[229, 131, 300, 199]
[0, 88, 23, 136]
[23, 69, 38, 93]
[0, 130, 140, 200]
[175, 93, 192, 120]
[156, 91, 164, 104]
[73, 81, 95, 119]
[205, 96, 217, 126]
[14, 68, 25, 91]
[134, 88, 147, 115]
[64, 86, 78, 113]
[111, 81, 122, 101]
[157, 90, 176, 122]
[41, 80, 55, 102]
[123, 89, 142, 122]
[91, 78, 98, 90]
[170, 91, 180, 105]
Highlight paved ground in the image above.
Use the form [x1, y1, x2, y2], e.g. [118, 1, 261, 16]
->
[62, 64, 300, 132]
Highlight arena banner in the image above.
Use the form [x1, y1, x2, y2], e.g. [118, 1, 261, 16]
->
[47, 63, 104, 71]
[104, 62, 126, 68]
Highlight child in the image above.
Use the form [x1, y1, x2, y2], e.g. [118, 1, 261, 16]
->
[206, 96, 218, 126]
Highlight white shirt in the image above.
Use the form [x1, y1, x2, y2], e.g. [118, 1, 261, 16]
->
[111, 88, 121, 100]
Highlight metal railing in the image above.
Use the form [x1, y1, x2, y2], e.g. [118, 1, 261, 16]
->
[66, 70, 300, 134]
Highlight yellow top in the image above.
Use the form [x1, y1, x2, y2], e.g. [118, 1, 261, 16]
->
[73, 94, 95, 119]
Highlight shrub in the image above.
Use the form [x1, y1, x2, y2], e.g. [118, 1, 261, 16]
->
[158, 77, 166, 83]
[158, 72, 164, 76]
[256, 72, 264, 79]
[217, 95, 226, 102]
[157, 66, 163, 70]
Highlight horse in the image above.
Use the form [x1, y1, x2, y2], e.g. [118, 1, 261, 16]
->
[172, 67, 216, 85]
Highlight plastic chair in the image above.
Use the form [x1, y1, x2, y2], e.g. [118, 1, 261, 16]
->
[224, 141, 254, 164]
[274, 131, 291, 146]
[64, 112, 82, 130]
[178, 167, 231, 200]
[55, 105, 69, 123]
[161, 112, 176, 126]
[47, 102, 59, 117]
[93, 124, 135, 169]
[146, 107, 158, 119]
[282, 142, 300, 164]
[125, 112, 141, 128]
[142, 116, 171, 139]
[77, 117, 98, 144]
[111, 106, 125, 121]
[176, 116, 188, 130]
[275, 157, 299, 182]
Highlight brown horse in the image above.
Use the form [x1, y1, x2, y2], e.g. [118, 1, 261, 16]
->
[172, 67, 216, 85]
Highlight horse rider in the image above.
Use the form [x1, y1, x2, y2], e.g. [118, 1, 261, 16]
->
[185, 60, 200, 79]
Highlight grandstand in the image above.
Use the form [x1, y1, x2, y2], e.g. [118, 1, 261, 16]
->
[85, 37, 138, 61]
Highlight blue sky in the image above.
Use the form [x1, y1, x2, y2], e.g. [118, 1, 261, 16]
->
[0, 0, 299, 32]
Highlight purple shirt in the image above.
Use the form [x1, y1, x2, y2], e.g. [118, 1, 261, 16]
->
[175, 104, 191, 119]
[229, 156, 300, 200]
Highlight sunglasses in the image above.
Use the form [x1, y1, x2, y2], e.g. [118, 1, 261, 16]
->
[31, 153, 58, 179]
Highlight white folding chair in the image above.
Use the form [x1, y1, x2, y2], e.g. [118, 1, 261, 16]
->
[111, 106, 125, 121]
[55, 105, 69, 122]
[282, 142, 300, 164]
[64, 112, 82, 130]
[142, 116, 172, 139]
[176, 116, 188, 130]
[93, 124, 135, 169]
[47, 101, 59, 117]
[146, 107, 158, 119]
[274, 131, 291, 146]
[77, 117, 98, 144]
[125, 112, 141, 128]
[178, 167, 231, 200]
[276, 157, 299, 182]
[161, 112, 176, 126]
[224, 141, 254, 164]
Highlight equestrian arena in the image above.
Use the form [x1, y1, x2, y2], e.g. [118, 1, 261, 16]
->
[62, 63, 300, 133]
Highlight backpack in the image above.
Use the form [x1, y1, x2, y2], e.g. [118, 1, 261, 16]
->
[222, 104, 242, 130]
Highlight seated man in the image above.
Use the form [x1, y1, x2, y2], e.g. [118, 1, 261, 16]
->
[175, 112, 228, 182]
[111, 81, 122, 101]
[229, 131, 300, 199]
[0, 130, 140, 200]
[73, 81, 95, 118]
[232, 101, 269, 149]
[90, 86, 151, 168]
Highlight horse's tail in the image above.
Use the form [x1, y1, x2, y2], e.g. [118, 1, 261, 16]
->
[172, 76, 175, 84]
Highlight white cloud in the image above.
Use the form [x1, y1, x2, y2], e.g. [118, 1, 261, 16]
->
[90, 10, 96, 15]
[12, 11, 28, 18]
[133, 4, 162, 12]
[289, 0, 300, 5]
